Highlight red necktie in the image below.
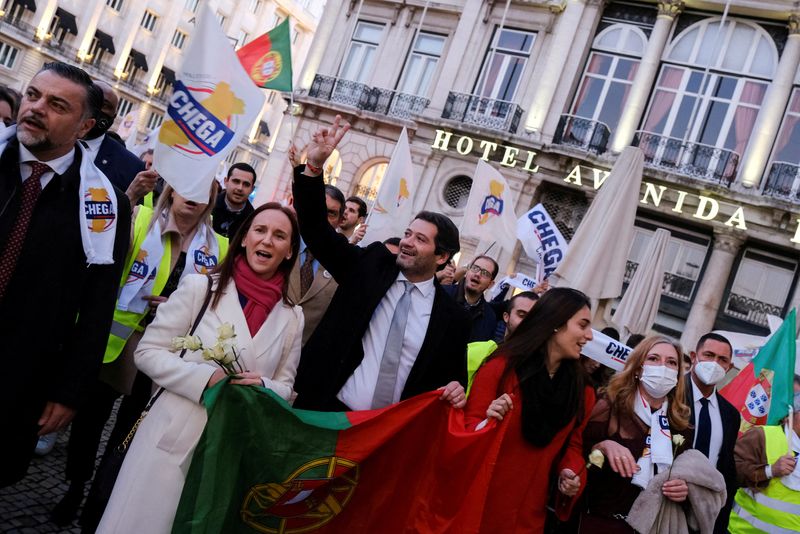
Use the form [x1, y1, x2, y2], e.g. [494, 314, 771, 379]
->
[0, 162, 49, 299]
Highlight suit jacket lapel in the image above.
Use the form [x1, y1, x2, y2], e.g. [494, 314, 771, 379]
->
[302, 268, 333, 301]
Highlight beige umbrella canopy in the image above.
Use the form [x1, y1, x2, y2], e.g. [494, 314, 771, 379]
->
[550, 146, 645, 300]
[612, 228, 671, 339]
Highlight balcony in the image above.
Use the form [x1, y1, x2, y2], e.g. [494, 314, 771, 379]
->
[723, 293, 783, 328]
[553, 114, 610, 154]
[633, 131, 740, 186]
[442, 92, 522, 134]
[762, 161, 800, 201]
[624, 260, 695, 303]
[308, 74, 429, 120]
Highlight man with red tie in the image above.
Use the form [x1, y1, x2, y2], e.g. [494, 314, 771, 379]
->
[0, 62, 130, 486]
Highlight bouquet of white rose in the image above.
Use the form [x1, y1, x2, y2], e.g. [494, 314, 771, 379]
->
[171, 323, 244, 376]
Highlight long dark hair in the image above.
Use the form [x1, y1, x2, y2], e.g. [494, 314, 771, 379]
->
[492, 287, 591, 447]
[210, 203, 300, 308]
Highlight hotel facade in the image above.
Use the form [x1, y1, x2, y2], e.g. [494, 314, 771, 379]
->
[259, 0, 800, 349]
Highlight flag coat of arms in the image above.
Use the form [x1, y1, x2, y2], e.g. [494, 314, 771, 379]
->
[172, 384, 509, 534]
[460, 160, 518, 253]
[360, 128, 416, 245]
[237, 18, 293, 91]
[721, 309, 797, 434]
[154, 6, 265, 203]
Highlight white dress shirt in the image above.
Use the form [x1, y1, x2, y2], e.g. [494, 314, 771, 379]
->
[338, 272, 435, 410]
[82, 133, 105, 156]
[18, 143, 75, 190]
[691, 376, 724, 468]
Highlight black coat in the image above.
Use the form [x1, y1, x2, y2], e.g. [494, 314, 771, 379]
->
[94, 135, 145, 192]
[685, 374, 741, 534]
[291, 165, 470, 411]
[0, 139, 131, 486]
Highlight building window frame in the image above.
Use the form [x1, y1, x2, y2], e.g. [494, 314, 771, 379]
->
[0, 41, 20, 70]
[171, 29, 188, 49]
[396, 31, 446, 97]
[140, 10, 158, 32]
[472, 26, 536, 104]
[106, 0, 124, 12]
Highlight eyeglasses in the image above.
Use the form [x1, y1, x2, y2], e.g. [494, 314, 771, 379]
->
[468, 264, 493, 278]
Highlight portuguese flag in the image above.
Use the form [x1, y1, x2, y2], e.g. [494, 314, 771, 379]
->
[721, 308, 797, 434]
[172, 382, 508, 533]
[236, 18, 293, 92]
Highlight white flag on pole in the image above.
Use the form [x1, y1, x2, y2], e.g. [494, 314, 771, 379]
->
[361, 128, 416, 245]
[487, 272, 538, 301]
[460, 160, 517, 252]
[517, 203, 569, 281]
[582, 330, 632, 372]
[117, 107, 138, 143]
[153, 5, 265, 202]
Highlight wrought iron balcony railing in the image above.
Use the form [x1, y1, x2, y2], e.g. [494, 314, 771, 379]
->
[623, 260, 695, 303]
[308, 75, 429, 120]
[723, 293, 783, 328]
[442, 92, 523, 134]
[762, 161, 800, 201]
[553, 114, 611, 154]
[633, 131, 740, 186]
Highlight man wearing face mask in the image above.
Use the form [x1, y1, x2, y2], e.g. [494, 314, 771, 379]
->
[685, 333, 741, 534]
[83, 81, 145, 194]
[729, 390, 800, 533]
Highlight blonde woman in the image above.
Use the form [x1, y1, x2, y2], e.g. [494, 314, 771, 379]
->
[580, 335, 692, 533]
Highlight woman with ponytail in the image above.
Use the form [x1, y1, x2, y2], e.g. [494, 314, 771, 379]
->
[464, 287, 596, 532]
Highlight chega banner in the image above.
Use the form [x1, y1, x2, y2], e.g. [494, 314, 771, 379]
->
[517, 204, 569, 281]
[154, 6, 265, 203]
[582, 330, 632, 372]
[487, 272, 538, 301]
[173, 384, 510, 534]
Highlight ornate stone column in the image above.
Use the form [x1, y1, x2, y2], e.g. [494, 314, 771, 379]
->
[610, 0, 683, 152]
[523, 0, 587, 133]
[680, 230, 745, 351]
[738, 14, 800, 188]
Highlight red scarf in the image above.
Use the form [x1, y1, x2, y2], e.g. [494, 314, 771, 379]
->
[233, 255, 285, 336]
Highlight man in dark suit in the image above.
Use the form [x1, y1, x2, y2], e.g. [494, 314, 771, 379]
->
[292, 116, 470, 412]
[685, 332, 741, 534]
[84, 80, 145, 194]
[0, 62, 130, 486]
[442, 255, 499, 342]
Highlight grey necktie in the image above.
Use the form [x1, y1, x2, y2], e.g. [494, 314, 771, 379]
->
[372, 281, 414, 409]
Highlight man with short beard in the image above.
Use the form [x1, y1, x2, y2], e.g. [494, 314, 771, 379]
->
[0, 62, 130, 486]
[443, 255, 499, 342]
[291, 116, 470, 412]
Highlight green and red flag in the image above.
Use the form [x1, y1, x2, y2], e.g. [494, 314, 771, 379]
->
[236, 18, 293, 92]
[721, 308, 797, 434]
[172, 382, 508, 533]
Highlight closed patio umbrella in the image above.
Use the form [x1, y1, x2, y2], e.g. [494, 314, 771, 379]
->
[550, 146, 645, 300]
[612, 228, 671, 339]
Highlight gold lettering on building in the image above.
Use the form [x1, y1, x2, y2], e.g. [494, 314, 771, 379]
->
[430, 129, 540, 173]
[501, 146, 520, 168]
[431, 130, 452, 151]
[564, 164, 583, 186]
[640, 183, 668, 207]
[724, 207, 747, 230]
[456, 136, 473, 155]
[672, 190, 689, 213]
[592, 168, 610, 189]
[693, 196, 719, 221]
[479, 140, 498, 161]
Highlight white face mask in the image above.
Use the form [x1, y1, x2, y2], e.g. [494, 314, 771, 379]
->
[640, 365, 678, 398]
[694, 361, 727, 386]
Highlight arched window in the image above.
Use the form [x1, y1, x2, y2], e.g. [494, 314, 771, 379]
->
[354, 161, 388, 201]
[569, 24, 647, 134]
[641, 18, 776, 177]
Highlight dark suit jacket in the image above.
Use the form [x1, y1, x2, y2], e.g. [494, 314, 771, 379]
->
[94, 135, 145, 192]
[0, 139, 131, 486]
[291, 165, 470, 411]
[442, 282, 498, 342]
[685, 374, 741, 534]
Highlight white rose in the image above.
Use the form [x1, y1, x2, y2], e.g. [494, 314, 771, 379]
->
[170, 337, 186, 352]
[183, 335, 203, 351]
[217, 323, 236, 340]
[588, 449, 605, 469]
[202, 348, 215, 361]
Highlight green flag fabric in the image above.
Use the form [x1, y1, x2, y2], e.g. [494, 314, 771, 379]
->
[753, 308, 797, 424]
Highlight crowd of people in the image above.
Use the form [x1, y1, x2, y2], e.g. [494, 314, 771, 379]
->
[2, 61, 800, 534]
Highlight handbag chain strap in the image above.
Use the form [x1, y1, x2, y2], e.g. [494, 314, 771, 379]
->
[117, 275, 214, 452]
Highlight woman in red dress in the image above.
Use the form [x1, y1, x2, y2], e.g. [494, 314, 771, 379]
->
[465, 287, 596, 533]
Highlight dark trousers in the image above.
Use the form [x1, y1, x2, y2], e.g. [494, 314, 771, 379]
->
[66, 380, 120, 483]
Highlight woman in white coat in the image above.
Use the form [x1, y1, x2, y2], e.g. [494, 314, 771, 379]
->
[97, 202, 305, 534]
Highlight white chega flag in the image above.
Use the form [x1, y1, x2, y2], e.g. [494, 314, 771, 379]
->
[153, 6, 265, 202]
[582, 329, 632, 372]
[487, 272, 538, 301]
[361, 128, 416, 245]
[460, 160, 517, 252]
[117, 107, 138, 142]
[517, 203, 569, 281]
